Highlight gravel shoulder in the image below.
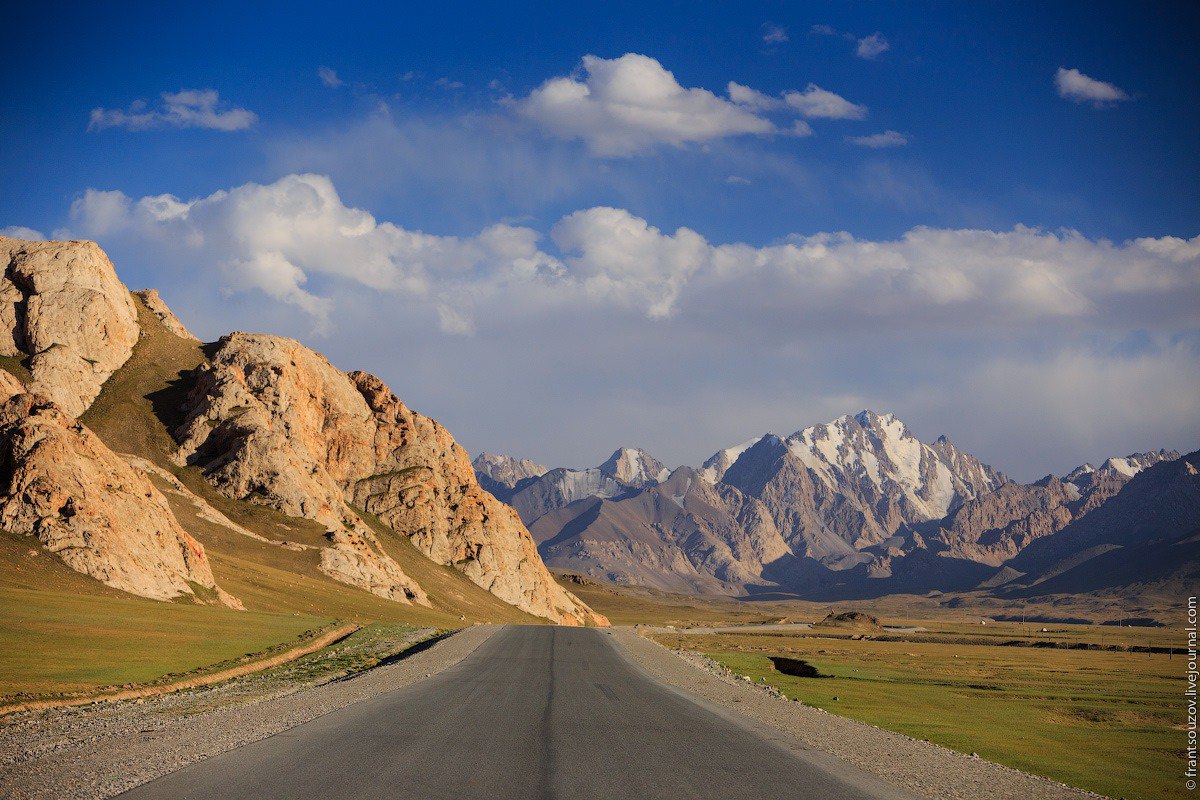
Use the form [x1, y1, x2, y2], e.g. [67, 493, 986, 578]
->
[0, 624, 499, 800]
[609, 627, 1099, 800]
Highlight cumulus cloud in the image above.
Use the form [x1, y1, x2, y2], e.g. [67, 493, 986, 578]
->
[88, 90, 258, 132]
[727, 81, 865, 120]
[63, 174, 560, 332]
[515, 54, 776, 155]
[318, 67, 343, 88]
[514, 54, 857, 155]
[62, 174, 1200, 341]
[1054, 67, 1130, 106]
[848, 130, 908, 148]
[855, 33, 890, 59]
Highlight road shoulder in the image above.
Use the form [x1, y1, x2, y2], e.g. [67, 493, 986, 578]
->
[608, 627, 1097, 800]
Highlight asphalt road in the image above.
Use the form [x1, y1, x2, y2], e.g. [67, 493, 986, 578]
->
[118, 625, 906, 799]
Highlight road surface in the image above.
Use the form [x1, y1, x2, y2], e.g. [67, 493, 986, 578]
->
[118, 625, 908, 799]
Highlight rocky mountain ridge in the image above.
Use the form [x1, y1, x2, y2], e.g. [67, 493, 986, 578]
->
[0, 234, 604, 626]
[478, 412, 1191, 600]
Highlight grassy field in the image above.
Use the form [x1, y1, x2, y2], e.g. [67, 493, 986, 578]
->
[656, 628, 1183, 800]
[557, 573, 791, 627]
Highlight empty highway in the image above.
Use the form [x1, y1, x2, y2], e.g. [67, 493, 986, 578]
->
[118, 625, 909, 799]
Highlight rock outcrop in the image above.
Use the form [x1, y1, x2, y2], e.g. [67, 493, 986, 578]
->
[133, 289, 199, 342]
[174, 332, 604, 624]
[0, 392, 239, 607]
[0, 236, 140, 417]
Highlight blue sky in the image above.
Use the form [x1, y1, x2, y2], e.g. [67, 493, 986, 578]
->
[2, 1, 1198, 479]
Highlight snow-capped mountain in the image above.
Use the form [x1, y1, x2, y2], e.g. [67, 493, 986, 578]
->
[473, 415, 1190, 600]
[779, 410, 1005, 522]
[480, 447, 670, 524]
[472, 452, 550, 490]
[698, 437, 762, 483]
[1065, 450, 1180, 484]
[598, 447, 670, 487]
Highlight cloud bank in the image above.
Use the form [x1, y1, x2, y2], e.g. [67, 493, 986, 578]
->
[63, 173, 1199, 338]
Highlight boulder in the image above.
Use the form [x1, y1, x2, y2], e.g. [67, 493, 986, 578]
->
[134, 289, 200, 342]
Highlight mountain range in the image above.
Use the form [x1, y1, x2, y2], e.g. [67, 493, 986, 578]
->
[474, 412, 1196, 601]
[0, 234, 605, 626]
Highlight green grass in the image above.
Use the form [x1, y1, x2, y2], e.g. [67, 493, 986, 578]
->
[657, 630, 1183, 800]
[0, 531, 329, 698]
[0, 353, 32, 384]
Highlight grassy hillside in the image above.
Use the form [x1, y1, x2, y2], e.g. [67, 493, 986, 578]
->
[0, 531, 328, 697]
[0, 296, 543, 699]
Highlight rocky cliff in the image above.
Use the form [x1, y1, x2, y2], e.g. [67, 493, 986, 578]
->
[174, 332, 604, 625]
[0, 387, 239, 607]
[0, 236, 140, 417]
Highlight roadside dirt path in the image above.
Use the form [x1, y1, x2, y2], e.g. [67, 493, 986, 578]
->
[0, 624, 360, 717]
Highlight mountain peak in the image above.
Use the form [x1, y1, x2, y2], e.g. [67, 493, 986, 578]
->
[598, 447, 669, 487]
[697, 435, 765, 483]
[853, 409, 899, 428]
[471, 452, 550, 490]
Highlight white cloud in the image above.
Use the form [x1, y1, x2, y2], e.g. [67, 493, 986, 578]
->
[762, 23, 788, 44]
[1054, 67, 1130, 106]
[855, 33, 890, 59]
[0, 226, 46, 241]
[318, 67, 343, 88]
[515, 54, 778, 155]
[551, 207, 709, 318]
[88, 89, 258, 132]
[63, 174, 559, 332]
[726, 81, 782, 111]
[811, 24, 837, 36]
[60, 174, 1200, 340]
[725, 175, 751, 185]
[783, 84, 868, 120]
[848, 130, 908, 148]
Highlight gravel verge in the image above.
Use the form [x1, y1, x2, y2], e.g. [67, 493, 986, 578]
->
[0, 624, 499, 800]
[610, 627, 1100, 800]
